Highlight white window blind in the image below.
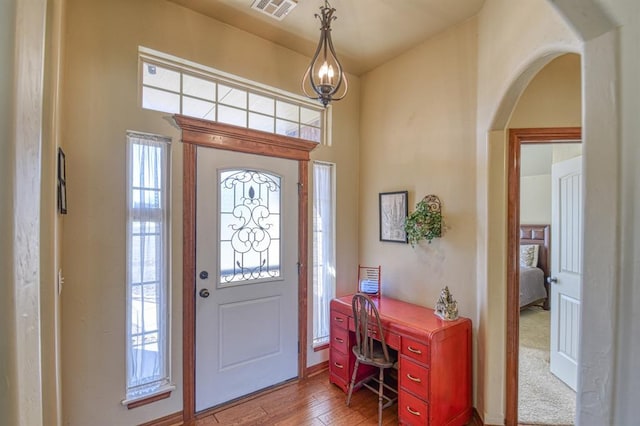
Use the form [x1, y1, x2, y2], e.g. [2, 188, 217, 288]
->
[125, 131, 172, 401]
[312, 162, 336, 347]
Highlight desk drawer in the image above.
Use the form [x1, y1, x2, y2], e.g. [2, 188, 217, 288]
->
[399, 390, 429, 426]
[400, 356, 429, 401]
[347, 320, 401, 350]
[329, 348, 349, 381]
[331, 311, 348, 329]
[401, 336, 430, 365]
[376, 327, 400, 350]
[330, 324, 349, 354]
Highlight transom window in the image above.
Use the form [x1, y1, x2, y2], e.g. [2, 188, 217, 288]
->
[219, 169, 282, 285]
[139, 47, 326, 144]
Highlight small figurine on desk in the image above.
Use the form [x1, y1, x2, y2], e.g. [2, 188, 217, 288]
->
[434, 286, 458, 320]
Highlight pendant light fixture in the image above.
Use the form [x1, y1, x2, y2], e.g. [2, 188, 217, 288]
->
[302, 0, 348, 107]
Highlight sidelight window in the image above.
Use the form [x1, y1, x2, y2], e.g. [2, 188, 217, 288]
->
[312, 162, 336, 347]
[124, 131, 173, 402]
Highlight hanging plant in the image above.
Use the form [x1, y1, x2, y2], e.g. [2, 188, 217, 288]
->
[404, 195, 443, 247]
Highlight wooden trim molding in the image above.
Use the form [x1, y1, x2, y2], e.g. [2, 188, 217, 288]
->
[472, 408, 485, 426]
[306, 360, 329, 376]
[138, 411, 183, 426]
[125, 390, 173, 410]
[506, 127, 581, 426]
[182, 143, 197, 426]
[175, 116, 317, 422]
[173, 115, 317, 161]
[313, 342, 329, 352]
[298, 160, 309, 379]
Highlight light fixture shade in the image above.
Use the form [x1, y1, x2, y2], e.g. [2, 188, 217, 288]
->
[302, 1, 348, 107]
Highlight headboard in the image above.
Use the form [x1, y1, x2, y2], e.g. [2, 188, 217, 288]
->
[519, 224, 550, 280]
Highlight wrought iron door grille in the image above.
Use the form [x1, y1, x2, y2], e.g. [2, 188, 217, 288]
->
[219, 169, 282, 284]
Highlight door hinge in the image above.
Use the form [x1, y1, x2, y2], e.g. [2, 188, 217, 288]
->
[298, 341, 300, 354]
[297, 182, 303, 194]
[297, 262, 303, 275]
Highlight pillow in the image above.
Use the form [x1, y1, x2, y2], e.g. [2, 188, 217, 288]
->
[520, 244, 539, 268]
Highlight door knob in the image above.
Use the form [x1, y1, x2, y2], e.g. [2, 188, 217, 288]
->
[199, 288, 210, 298]
[199, 270, 209, 279]
[547, 276, 558, 284]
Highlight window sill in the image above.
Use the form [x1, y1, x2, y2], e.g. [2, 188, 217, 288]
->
[122, 384, 176, 409]
[313, 342, 329, 352]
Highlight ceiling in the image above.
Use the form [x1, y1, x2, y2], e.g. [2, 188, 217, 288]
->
[168, 0, 485, 75]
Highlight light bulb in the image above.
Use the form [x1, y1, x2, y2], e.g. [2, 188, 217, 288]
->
[318, 62, 329, 84]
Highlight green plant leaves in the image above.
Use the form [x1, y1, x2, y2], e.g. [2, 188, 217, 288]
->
[404, 199, 443, 247]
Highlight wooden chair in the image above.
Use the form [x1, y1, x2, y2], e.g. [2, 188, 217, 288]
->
[346, 293, 397, 425]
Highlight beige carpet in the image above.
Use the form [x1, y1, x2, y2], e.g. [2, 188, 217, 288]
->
[519, 307, 576, 425]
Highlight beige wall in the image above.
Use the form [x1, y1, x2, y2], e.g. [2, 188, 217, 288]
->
[520, 144, 582, 226]
[514, 54, 582, 226]
[0, 1, 18, 424]
[60, 0, 360, 424]
[359, 18, 478, 309]
[574, 0, 640, 423]
[520, 175, 552, 224]
[8, 0, 49, 425]
[509, 54, 581, 128]
[358, 6, 583, 422]
[359, 15, 478, 406]
[42, 0, 66, 424]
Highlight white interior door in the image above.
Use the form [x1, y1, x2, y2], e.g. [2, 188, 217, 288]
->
[550, 155, 583, 391]
[195, 147, 299, 411]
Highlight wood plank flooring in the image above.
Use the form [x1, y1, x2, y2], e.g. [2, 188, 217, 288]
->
[194, 369, 479, 425]
[195, 369, 397, 425]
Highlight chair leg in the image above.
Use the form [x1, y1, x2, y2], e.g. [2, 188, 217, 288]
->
[346, 359, 359, 407]
[377, 367, 384, 426]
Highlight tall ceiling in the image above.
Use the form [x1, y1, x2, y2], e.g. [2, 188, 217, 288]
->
[168, 0, 485, 75]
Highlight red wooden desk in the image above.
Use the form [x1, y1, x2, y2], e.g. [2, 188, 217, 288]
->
[329, 295, 472, 426]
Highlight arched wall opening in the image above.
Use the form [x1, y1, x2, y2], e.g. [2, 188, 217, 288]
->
[479, 1, 620, 424]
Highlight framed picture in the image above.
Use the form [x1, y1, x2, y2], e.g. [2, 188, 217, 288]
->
[379, 191, 408, 243]
[58, 148, 67, 214]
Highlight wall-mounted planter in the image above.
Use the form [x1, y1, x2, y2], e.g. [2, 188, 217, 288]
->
[404, 194, 443, 247]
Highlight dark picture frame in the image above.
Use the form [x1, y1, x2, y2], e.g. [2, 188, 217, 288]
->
[379, 191, 408, 243]
[58, 147, 67, 214]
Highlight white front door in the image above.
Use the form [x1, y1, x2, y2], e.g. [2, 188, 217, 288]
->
[195, 147, 299, 411]
[550, 155, 582, 391]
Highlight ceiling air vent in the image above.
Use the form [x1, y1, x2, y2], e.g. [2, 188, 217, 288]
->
[251, 0, 298, 21]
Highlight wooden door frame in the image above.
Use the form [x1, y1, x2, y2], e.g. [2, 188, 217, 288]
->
[174, 115, 318, 425]
[505, 127, 581, 426]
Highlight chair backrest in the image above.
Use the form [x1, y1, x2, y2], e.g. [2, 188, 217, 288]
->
[351, 293, 391, 362]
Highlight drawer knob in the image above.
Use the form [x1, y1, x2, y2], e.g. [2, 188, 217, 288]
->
[333, 362, 344, 369]
[407, 346, 422, 355]
[335, 337, 344, 343]
[334, 317, 344, 323]
[406, 406, 421, 416]
[406, 373, 422, 383]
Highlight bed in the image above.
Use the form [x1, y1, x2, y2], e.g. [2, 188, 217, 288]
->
[519, 224, 550, 310]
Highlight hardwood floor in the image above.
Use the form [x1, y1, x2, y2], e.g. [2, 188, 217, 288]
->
[195, 369, 397, 425]
[194, 369, 479, 425]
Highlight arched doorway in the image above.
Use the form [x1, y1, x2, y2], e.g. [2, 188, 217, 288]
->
[482, 3, 620, 422]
